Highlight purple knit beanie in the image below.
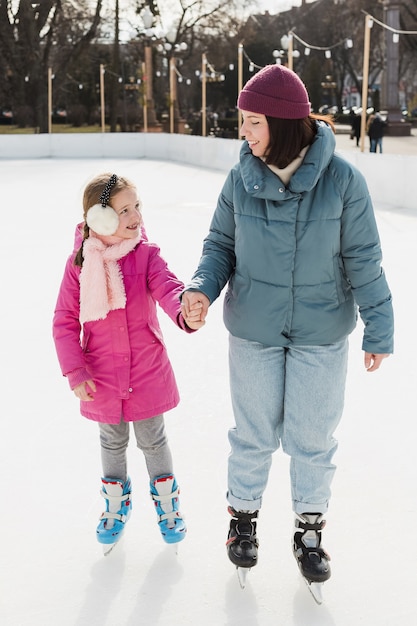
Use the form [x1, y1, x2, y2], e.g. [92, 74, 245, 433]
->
[237, 65, 311, 119]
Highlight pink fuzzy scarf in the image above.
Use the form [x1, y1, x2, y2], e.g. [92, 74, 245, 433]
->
[79, 232, 140, 324]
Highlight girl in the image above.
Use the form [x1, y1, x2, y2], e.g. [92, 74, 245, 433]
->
[53, 173, 203, 553]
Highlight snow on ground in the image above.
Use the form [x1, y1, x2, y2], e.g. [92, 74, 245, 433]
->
[0, 157, 415, 625]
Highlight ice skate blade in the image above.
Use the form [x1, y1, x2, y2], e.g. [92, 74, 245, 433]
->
[303, 578, 324, 604]
[102, 541, 119, 556]
[236, 567, 250, 589]
[168, 542, 180, 556]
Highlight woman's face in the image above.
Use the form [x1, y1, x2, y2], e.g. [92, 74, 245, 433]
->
[240, 110, 270, 158]
[111, 188, 142, 239]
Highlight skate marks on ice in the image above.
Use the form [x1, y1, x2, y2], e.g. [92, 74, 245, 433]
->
[102, 534, 181, 557]
[227, 567, 336, 626]
[236, 564, 324, 604]
[236, 563, 324, 604]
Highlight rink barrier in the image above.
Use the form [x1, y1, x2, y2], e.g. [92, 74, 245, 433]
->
[0, 132, 415, 211]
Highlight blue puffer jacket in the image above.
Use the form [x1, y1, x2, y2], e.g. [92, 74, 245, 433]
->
[187, 122, 393, 353]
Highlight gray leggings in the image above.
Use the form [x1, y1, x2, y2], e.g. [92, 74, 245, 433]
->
[98, 414, 173, 483]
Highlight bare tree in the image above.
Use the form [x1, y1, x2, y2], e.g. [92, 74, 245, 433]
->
[0, 1, 103, 132]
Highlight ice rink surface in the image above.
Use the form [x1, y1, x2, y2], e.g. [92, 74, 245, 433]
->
[0, 154, 415, 625]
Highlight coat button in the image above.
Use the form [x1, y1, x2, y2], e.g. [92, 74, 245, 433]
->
[128, 387, 133, 393]
[253, 184, 259, 190]
[278, 187, 284, 193]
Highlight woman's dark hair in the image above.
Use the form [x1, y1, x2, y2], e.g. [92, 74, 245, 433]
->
[264, 113, 335, 169]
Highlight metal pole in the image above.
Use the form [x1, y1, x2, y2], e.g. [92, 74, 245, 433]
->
[48, 67, 52, 134]
[169, 57, 175, 134]
[360, 14, 371, 152]
[202, 53, 207, 137]
[142, 61, 148, 132]
[100, 64, 105, 133]
[287, 33, 293, 71]
[238, 43, 243, 137]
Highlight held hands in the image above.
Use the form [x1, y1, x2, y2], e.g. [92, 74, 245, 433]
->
[73, 379, 96, 401]
[364, 352, 390, 372]
[181, 291, 210, 330]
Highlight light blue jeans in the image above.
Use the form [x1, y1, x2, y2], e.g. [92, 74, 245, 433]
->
[227, 335, 348, 515]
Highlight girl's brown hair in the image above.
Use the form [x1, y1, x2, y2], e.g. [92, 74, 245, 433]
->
[264, 113, 335, 170]
[74, 173, 136, 267]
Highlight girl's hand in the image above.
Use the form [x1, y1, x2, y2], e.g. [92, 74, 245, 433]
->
[73, 380, 96, 401]
[183, 300, 206, 330]
[364, 352, 390, 372]
[181, 292, 210, 322]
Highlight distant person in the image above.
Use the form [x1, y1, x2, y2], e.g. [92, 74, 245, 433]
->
[367, 112, 386, 153]
[53, 173, 203, 554]
[181, 65, 393, 598]
[351, 111, 361, 147]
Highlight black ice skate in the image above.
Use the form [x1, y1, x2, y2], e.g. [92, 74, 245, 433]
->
[226, 507, 259, 588]
[293, 512, 331, 604]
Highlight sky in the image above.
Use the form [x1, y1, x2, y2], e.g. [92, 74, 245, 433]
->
[256, 0, 301, 13]
[0, 141, 416, 625]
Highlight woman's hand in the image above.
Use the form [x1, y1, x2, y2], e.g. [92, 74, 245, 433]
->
[183, 300, 206, 330]
[181, 291, 210, 324]
[364, 352, 390, 372]
[73, 380, 96, 401]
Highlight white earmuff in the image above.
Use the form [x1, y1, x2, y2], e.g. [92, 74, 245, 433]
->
[86, 203, 119, 236]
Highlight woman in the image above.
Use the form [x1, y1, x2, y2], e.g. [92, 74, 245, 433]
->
[181, 65, 393, 591]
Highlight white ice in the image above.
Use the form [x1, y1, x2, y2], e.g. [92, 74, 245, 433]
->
[0, 155, 415, 626]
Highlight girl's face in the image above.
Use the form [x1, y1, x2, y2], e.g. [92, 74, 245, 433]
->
[111, 188, 142, 239]
[240, 110, 270, 158]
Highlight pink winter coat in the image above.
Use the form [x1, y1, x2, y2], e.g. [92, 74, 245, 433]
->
[53, 225, 193, 424]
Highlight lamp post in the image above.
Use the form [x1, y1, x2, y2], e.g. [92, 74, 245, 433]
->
[381, 0, 411, 135]
[273, 34, 300, 70]
[139, 6, 161, 131]
[165, 29, 187, 134]
[237, 43, 243, 137]
[100, 64, 105, 133]
[199, 55, 225, 137]
[201, 54, 207, 137]
[360, 14, 372, 152]
[47, 67, 53, 134]
[169, 55, 176, 133]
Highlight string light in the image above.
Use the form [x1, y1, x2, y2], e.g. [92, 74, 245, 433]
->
[290, 30, 354, 57]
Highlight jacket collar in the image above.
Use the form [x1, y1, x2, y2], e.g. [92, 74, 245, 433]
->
[239, 121, 336, 198]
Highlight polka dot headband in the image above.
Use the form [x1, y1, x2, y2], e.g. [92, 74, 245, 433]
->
[99, 174, 118, 207]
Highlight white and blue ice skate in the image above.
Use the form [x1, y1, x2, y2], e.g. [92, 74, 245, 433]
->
[150, 474, 186, 550]
[97, 477, 132, 556]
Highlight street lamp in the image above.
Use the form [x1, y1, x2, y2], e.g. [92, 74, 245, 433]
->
[273, 34, 300, 71]
[165, 29, 187, 134]
[47, 67, 53, 134]
[139, 6, 161, 132]
[100, 64, 105, 133]
[381, 0, 410, 135]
